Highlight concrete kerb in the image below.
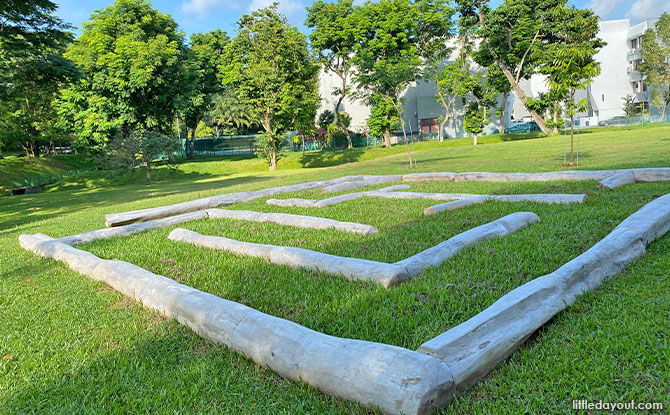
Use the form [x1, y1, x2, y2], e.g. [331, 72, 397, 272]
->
[418, 192, 670, 395]
[105, 169, 670, 226]
[17, 233, 455, 415]
[168, 212, 538, 287]
[424, 194, 588, 215]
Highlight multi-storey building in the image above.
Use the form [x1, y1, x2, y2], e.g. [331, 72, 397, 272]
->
[317, 15, 666, 138]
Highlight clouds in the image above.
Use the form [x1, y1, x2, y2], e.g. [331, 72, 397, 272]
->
[587, 0, 624, 19]
[625, 0, 669, 20]
[247, 0, 305, 17]
[181, 0, 240, 19]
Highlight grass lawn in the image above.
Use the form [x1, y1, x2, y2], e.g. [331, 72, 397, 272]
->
[1, 125, 668, 414]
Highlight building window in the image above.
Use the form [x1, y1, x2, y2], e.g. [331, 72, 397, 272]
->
[631, 38, 638, 49]
[462, 97, 466, 105]
[602, 94, 605, 102]
[642, 82, 647, 92]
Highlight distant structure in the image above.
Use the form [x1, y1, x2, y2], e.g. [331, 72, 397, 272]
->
[317, 16, 664, 138]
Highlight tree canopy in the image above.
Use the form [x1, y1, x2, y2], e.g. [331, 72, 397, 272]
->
[640, 12, 670, 120]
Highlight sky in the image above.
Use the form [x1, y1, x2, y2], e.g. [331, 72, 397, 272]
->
[54, 0, 670, 39]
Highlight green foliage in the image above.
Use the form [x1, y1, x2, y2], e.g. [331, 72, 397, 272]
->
[351, 0, 421, 145]
[622, 95, 639, 117]
[58, 0, 186, 151]
[195, 121, 214, 138]
[181, 30, 229, 140]
[640, 12, 670, 120]
[221, 4, 319, 170]
[207, 91, 253, 136]
[366, 94, 399, 139]
[318, 110, 335, 129]
[100, 130, 181, 183]
[306, 0, 356, 139]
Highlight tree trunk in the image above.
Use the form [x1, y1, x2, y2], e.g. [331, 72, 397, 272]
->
[269, 141, 278, 171]
[32, 139, 40, 157]
[499, 91, 509, 134]
[188, 127, 195, 159]
[335, 72, 351, 149]
[382, 128, 391, 148]
[301, 134, 305, 156]
[473, 134, 478, 146]
[436, 87, 449, 142]
[552, 107, 559, 135]
[146, 162, 152, 184]
[570, 113, 575, 165]
[495, 58, 550, 135]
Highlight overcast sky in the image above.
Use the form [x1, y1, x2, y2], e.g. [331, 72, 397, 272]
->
[54, 0, 669, 39]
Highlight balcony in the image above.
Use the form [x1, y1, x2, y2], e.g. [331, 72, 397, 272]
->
[629, 71, 644, 82]
[627, 48, 641, 60]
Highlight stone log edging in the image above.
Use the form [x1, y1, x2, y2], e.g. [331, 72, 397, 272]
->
[424, 194, 587, 215]
[394, 212, 539, 277]
[17, 233, 455, 415]
[168, 212, 538, 287]
[266, 185, 411, 208]
[57, 209, 379, 246]
[418, 192, 670, 394]
[104, 169, 670, 226]
[321, 175, 403, 193]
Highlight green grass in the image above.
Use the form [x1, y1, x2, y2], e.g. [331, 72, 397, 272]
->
[1, 125, 669, 414]
[0, 154, 92, 194]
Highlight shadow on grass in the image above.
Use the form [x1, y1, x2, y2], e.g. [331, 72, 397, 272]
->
[0, 172, 270, 233]
[298, 148, 365, 168]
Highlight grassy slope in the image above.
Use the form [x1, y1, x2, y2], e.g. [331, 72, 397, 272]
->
[0, 126, 668, 414]
[0, 154, 92, 194]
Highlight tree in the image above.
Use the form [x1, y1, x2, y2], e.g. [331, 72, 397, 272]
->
[58, 0, 186, 152]
[622, 95, 638, 117]
[435, 36, 478, 140]
[102, 131, 181, 184]
[459, 0, 577, 135]
[544, 4, 602, 165]
[463, 71, 496, 145]
[351, 0, 421, 148]
[486, 63, 512, 134]
[220, 4, 319, 170]
[0, 0, 71, 58]
[640, 12, 670, 121]
[415, 0, 455, 141]
[306, 0, 357, 148]
[318, 110, 335, 129]
[182, 30, 229, 158]
[207, 91, 252, 137]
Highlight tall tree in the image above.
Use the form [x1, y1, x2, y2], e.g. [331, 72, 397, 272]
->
[459, 0, 574, 135]
[351, 0, 421, 148]
[221, 4, 319, 170]
[640, 12, 670, 121]
[544, 4, 602, 165]
[58, 0, 186, 151]
[182, 30, 229, 158]
[0, 0, 77, 157]
[207, 91, 252, 137]
[415, 0, 455, 141]
[306, 0, 356, 149]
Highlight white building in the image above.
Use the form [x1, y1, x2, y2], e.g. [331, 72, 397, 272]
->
[317, 15, 666, 137]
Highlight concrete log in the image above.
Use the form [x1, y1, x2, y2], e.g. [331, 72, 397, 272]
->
[597, 170, 635, 189]
[402, 172, 457, 182]
[168, 228, 409, 287]
[104, 176, 366, 227]
[18, 233, 455, 415]
[424, 196, 488, 215]
[632, 167, 670, 183]
[322, 175, 403, 193]
[418, 192, 670, 394]
[206, 209, 379, 235]
[424, 194, 587, 215]
[367, 191, 480, 202]
[395, 213, 539, 277]
[267, 185, 411, 208]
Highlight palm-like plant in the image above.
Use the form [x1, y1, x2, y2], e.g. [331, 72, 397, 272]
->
[207, 91, 252, 137]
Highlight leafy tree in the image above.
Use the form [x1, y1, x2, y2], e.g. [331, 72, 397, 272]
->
[101, 131, 181, 184]
[351, 0, 421, 148]
[207, 91, 252, 137]
[415, 0, 455, 141]
[463, 71, 496, 145]
[0, 0, 71, 58]
[220, 4, 319, 170]
[459, 0, 580, 135]
[486, 63, 512, 134]
[544, 4, 602, 165]
[58, 0, 186, 152]
[306, 0, 356, 148]
[318, 110, 335, 129]
[1, 52, 80, 157]
[366, 94, 399, 140]
[640, 12, 670, 121]
[435, 37, 478, 140]
[0, 0, 76, 157]
[622, 95, 638, 117]
[182, 30, 229, 157]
